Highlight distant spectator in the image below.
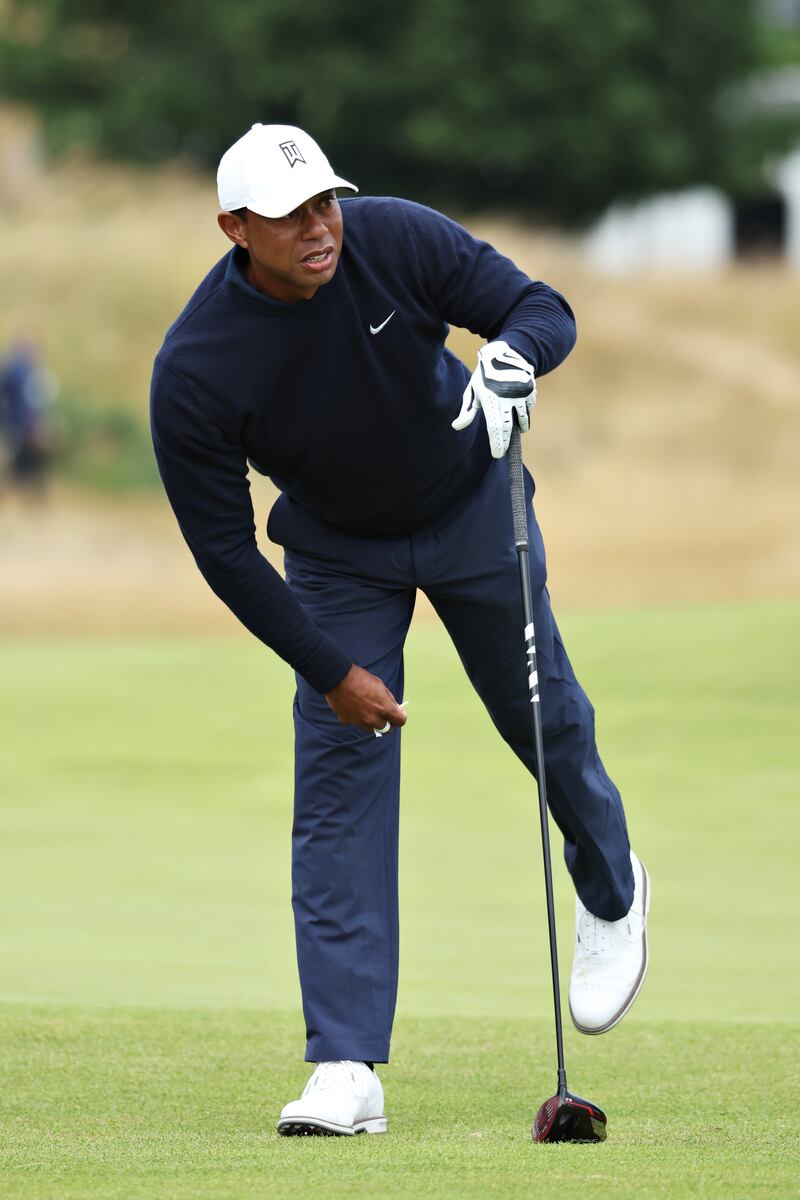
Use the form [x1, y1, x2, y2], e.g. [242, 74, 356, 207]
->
[0, 338, 59, 498]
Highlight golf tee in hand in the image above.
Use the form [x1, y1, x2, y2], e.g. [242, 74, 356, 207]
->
[374, 699, 409, 737]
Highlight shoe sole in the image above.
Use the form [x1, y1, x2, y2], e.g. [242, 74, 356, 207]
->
[569, 860, 651, 1036]
[277, 1116, 386, 1137]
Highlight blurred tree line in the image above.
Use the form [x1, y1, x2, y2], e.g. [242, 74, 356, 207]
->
[0, 0, 797, 222]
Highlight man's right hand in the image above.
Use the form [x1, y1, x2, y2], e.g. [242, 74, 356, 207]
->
[325, 664, 407, 735]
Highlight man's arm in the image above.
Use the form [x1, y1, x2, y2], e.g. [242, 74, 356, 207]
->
[150, 358, 351, 693]
[399, 201, 575, 458]
[402, 200, 577, 376]
[150, 358, 406, 732]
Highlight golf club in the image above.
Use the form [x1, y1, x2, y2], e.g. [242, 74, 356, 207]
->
[506, 422, 608, 1145]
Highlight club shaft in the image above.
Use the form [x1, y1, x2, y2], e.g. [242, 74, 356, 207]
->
[507, 427, 567, 1093]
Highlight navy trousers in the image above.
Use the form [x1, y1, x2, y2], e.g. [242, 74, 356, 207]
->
[268, 457, 633, 1063]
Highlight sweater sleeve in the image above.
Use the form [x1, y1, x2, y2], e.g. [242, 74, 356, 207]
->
[150, 357, 351, 693]
[404, 202, 576, 376]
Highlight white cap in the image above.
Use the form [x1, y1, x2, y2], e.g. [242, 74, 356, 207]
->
[217, 123, 358, 218]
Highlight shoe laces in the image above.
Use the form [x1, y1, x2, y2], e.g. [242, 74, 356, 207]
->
[577, 908, 631, 958]
[304, 1060, 360, 1095]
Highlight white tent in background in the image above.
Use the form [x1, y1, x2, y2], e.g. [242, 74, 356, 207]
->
[773, 146, 800, 270]
[585, 187, 733, 274]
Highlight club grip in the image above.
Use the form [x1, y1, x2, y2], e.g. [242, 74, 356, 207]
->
[507, 424, 528, 549]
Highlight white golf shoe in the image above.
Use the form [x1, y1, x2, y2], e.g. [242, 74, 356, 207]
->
[569, 851, 651, 1035]
[277, 1060, 386, 1136]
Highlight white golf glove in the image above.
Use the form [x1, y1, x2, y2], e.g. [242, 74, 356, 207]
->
[452, 340, 536, 459]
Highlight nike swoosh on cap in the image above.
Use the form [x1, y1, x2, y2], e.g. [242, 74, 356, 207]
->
[369, 311, 395, 335]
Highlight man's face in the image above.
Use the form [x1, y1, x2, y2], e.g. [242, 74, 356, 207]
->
[218, 191, 344, 303]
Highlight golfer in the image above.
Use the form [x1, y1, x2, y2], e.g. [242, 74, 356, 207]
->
[150, 123, 650, 1137]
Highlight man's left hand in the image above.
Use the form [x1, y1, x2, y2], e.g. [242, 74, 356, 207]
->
[452, 340, 536, 458]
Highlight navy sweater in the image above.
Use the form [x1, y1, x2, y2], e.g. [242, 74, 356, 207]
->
[150, 197, 576, 693]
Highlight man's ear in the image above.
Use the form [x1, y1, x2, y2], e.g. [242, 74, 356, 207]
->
[217, 211, 249, 248]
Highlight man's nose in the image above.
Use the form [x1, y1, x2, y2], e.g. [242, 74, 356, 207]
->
[300, 208, 328, 239]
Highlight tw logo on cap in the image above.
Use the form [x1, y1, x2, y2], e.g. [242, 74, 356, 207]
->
[280, 140, 306, 168]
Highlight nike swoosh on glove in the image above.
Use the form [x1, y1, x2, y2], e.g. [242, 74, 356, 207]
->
[452, 340, 536, 459]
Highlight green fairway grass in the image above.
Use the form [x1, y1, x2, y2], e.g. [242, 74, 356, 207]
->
[2, 1008, 796, 1199]
[1, 602, 798, 1198]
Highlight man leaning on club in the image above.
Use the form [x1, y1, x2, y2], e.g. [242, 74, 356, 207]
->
[150, 123, 651, 1137]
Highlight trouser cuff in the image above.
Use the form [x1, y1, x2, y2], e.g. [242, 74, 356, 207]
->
[306, 1038, 390, 1064]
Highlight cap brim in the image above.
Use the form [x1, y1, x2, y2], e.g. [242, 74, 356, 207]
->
[246, 175, 358, 219]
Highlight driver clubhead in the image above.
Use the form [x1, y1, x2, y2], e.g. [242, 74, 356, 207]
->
[532, 1090, 608, 1143]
